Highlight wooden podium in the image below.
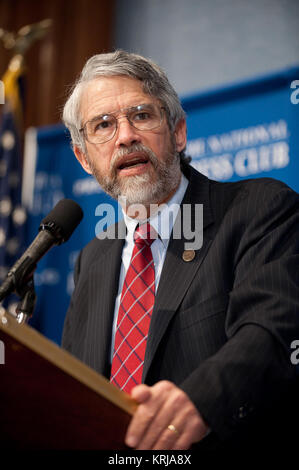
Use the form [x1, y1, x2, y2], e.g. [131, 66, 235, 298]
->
[0, 307, 137, 450]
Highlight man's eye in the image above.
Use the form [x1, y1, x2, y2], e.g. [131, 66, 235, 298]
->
[94, 120, 112, 132]
[134, 112, 152, 121]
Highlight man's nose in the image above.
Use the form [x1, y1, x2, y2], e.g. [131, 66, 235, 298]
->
[114, 117, 141, 147]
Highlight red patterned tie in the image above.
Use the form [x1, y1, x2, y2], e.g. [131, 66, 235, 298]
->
[110, 223, 156, 393]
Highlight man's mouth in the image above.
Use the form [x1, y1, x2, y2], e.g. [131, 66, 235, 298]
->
[116, 153, 150, 171]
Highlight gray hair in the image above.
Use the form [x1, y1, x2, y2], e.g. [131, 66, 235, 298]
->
[62, 50, 190, 164]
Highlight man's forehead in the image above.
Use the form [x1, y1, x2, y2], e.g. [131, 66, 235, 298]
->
[80, 75, 153, 118]
[82, 75, 147, 101]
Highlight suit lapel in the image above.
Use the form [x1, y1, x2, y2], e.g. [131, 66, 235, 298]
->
[84, 222, 125, 377]
[143, 168, 215, 381]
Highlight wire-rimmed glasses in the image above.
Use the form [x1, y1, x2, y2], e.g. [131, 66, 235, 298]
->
[79, 103, 165, 144]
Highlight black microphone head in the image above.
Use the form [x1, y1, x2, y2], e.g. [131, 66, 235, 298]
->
[39, 199, 83, 243]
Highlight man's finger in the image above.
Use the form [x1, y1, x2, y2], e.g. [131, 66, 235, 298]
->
[130, 384, 152, 403]
[134, 404, 176, 449]
[125, 386, 163, 448]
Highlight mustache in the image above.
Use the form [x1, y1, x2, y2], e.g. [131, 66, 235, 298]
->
[110, 143, 159, 174]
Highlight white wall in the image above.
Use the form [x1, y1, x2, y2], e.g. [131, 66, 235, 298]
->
[114, 0, 299, 95]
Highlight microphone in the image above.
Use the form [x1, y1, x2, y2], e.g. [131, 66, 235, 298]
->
[0, 199, 83, 302]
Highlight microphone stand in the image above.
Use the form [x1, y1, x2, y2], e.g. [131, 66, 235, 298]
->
[1, 275, 37, 324]
[15, 276, 37, 324]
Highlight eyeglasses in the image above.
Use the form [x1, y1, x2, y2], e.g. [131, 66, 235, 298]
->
[79, 103, 165, 144]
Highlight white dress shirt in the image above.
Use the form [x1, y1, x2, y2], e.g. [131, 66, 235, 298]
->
[110, 173, 189, 362]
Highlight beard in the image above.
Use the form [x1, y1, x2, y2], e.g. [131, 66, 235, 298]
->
[87, 140, 181, 206]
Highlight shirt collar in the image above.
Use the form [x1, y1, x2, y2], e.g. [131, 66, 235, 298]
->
[122, 173, 189, 248]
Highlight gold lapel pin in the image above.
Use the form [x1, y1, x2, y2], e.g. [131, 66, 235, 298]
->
[182, 250, 196, 262]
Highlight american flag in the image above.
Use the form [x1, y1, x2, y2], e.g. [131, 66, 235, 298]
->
[0, 70, 27, 311]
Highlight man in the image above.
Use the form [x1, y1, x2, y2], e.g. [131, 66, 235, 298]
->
[62, 50, 299, 450]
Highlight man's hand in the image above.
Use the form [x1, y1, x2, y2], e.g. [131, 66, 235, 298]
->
[125, 380, 208, 450]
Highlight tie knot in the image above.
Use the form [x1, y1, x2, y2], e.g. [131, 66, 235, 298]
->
[134, 223, 157, 247]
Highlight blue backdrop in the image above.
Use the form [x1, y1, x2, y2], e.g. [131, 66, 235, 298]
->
[25, 66, 299, 344]
[26, 126, 119, 342]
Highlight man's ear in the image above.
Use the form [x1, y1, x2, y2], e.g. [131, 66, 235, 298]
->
[73, 145, 93, 175]
[174, 118, 187, 153]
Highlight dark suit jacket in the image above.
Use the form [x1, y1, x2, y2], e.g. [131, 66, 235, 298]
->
[62, 165, 299, 450]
